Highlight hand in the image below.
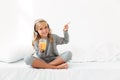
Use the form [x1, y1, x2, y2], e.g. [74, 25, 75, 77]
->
[38, 43, 45, 53]
[63, 22, 70, 32]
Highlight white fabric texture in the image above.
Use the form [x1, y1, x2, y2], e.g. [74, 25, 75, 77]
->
[59, 42, 120, 62]
[1, 41, 120, 63]
[0, 60, 120, 80]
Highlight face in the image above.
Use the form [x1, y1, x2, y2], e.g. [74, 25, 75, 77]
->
[36, 22, 49, 38]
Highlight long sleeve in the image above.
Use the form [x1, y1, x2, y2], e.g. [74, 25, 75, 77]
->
[33, 41, 39, 52]
[54, 31, 69, 45]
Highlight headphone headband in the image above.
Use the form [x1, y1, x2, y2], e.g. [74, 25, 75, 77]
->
[34, 19, 50, 36]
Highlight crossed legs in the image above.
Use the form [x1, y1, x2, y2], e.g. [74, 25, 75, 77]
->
[32, 56, 68, 69]
[24, 51, 72, 69]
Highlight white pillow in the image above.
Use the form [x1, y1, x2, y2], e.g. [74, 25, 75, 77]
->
[58, 43, 120, 62]
[94, 43, 120, 61]
[0, 44, 33, 63]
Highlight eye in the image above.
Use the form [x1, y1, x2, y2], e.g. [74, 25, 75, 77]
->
[39, 28, 43, 30]
[45, 26, 48, 29]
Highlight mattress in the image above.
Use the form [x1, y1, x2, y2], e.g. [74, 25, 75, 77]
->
[0, 60, 120, 80]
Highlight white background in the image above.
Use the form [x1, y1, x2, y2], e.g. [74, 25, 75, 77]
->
[0, 0, 120, 61]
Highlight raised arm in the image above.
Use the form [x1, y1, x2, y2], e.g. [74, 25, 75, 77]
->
[54, 23, 70, 45]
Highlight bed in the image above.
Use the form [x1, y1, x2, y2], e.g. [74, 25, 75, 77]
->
[0, 59, 120, 80]
[1, 43, 120, 80]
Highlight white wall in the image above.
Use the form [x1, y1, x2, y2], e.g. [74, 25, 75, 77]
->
[33, 0, 120, 60]
[0, 0, 33, 54]
[0, 0, 18, 50]
[0, 0, 120, 61]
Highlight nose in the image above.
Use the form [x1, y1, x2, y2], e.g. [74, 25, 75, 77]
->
[43, 28, 47, 33]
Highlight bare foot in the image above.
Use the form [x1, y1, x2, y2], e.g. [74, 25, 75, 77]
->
[56, 63, 68, 69]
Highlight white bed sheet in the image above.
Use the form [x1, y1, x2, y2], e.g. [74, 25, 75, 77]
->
[0, 60, 120, 80]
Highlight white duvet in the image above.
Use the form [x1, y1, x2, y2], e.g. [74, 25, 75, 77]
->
[0, 60, 120, 80]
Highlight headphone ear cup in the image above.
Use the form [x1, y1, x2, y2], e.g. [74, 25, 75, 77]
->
[47, 24, 49, 28]
[34, 31, 38, 36]
[47, 24, 51, 31]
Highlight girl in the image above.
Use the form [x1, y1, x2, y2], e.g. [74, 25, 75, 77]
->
[24, 19, 72, 69]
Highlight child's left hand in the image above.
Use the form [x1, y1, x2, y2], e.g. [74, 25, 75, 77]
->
[63, 22, 70, 32]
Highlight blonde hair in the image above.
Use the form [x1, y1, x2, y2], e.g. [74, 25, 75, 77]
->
[32, 19, 53, 46]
